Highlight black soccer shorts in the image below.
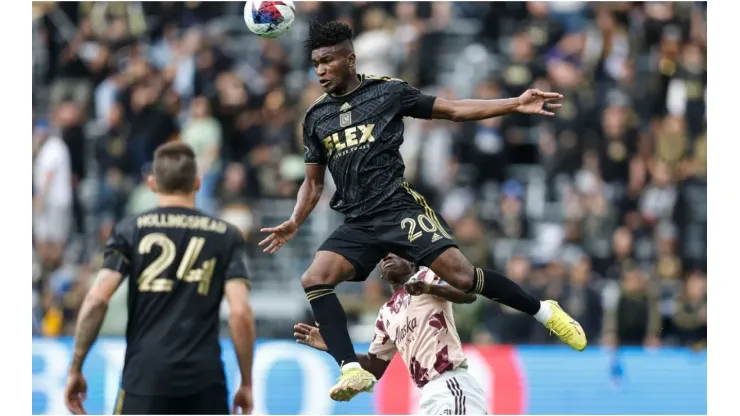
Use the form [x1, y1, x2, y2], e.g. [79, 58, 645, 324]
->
[318, 183, 458, 281]
[113, 383, 229, 415]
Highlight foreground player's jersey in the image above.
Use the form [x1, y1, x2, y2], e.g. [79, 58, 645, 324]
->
[368, 268, 468, 388]
[102, 206, 249, 396]
[302, 74, 436, 219]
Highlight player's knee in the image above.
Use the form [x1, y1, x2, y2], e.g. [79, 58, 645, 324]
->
[301, 270, 338, 288]
[302, 251, 356, 288]
[446, 267, 475, 292]
[431, 250, 475, 292]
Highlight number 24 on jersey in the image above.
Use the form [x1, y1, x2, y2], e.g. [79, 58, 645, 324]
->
[137, 233, 216, 295]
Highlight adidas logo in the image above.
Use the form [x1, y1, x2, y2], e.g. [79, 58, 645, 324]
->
[431, 233, 443, 243]
[340, 102, 352, 112]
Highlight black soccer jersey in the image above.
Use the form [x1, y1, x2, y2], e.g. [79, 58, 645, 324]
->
[101, 206, 249, 396]
[302, 74, 436, 219]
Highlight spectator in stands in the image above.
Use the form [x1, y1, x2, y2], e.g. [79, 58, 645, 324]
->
[496, 179, 529, 239]
[640, 160, 677, 228]
[456, 80, 508, 188]
[673, 156, 707, 272]
[95, 103, 130, 222]
[654, 223, 683, 341]
[124, 73, 179, 178]
[619, 157, 648, 232]
[49, 18, 95, 109]
[672, 271, 707, 350]
[577, 151, 617, 260]
[33, 119, 73, 271]
[604, 227, 635, 280]
[602, 268, 662, 347]
[523, 2, 565, 55]
[182, 96, 222, 214]
[597, 103, 636, 186]
[56, 100, 87, 236]
[353, 8, 397, 77]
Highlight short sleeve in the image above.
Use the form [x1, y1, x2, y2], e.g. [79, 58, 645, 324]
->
[302, 116, 327, 165]
[399, 82, 437, 119]
[416, 268, 443, 285]
[101, 222, 132, 276]
[225, 229, 250, 282]
[367, 312, 397, 361]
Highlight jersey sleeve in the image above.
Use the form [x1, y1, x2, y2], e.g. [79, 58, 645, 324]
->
[416, 268, 443, 285]
[101, 221, 133, 277]
[224, 228, 250, 282]
[399, 82, 437, 120]
[367, 311, 397, 361]
[302, 115, 328, 165]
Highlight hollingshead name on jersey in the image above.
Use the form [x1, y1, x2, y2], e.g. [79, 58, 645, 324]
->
[322, 124, 376, 159]
[137, 213, 228, 234]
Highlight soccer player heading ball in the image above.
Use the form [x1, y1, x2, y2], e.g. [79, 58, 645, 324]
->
[260, 21, 587, 402]
[296, 254, 488, 414]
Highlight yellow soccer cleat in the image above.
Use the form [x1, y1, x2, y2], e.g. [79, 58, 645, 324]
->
[329, 366, 378, 402]
[543, 300, 588, 351]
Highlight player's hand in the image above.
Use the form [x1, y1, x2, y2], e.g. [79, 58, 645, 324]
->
[259, 219, 299, 254]
[516, 89, 563, 116]
[232, 384, 253, 414]
[404, 277, 431, 296]
[64, 371, 88, 415]
[294, 323, 328, 351]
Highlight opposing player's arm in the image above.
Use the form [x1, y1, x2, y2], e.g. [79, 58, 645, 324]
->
[294, 322, 392, 379]
[405, 272, 477, 304]
[356, 353, 392, 380]
[426, 280, 477, 304]
[224, 230, 256, 389]
[70, 223, 131, 374]
[364, 313, 397, 380]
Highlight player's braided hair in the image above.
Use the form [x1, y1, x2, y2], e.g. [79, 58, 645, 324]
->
[304, 20, 353, 50]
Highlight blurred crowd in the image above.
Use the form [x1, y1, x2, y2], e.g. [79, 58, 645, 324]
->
[32, 2, 706, 350]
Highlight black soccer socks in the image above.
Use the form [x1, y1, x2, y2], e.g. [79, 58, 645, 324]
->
[467, 267, 541, 315]
[304, 284, 359, 366]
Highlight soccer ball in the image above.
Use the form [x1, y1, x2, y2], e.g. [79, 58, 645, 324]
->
[243, 1, 296, 38]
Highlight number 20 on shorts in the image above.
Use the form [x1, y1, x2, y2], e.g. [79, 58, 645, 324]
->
[401, 214, 438, 242]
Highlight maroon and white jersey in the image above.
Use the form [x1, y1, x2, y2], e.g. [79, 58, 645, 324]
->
[368, 268, 468, 388]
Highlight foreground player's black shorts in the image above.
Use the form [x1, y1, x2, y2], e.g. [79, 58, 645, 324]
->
[318, 183, 458, 281]
[114, 383, 228, 415]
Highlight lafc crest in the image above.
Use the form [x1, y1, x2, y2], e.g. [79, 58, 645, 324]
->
[339, 102, 352, 127]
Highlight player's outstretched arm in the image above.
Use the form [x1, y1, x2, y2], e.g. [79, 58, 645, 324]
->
[431, 89, 564, 122]
[289, 163, 326, 227]
[294, 323, 391, 380]
[259, 164, 326, 254]
[405, 278, 477, 304]
[226, 280, 256, 390]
